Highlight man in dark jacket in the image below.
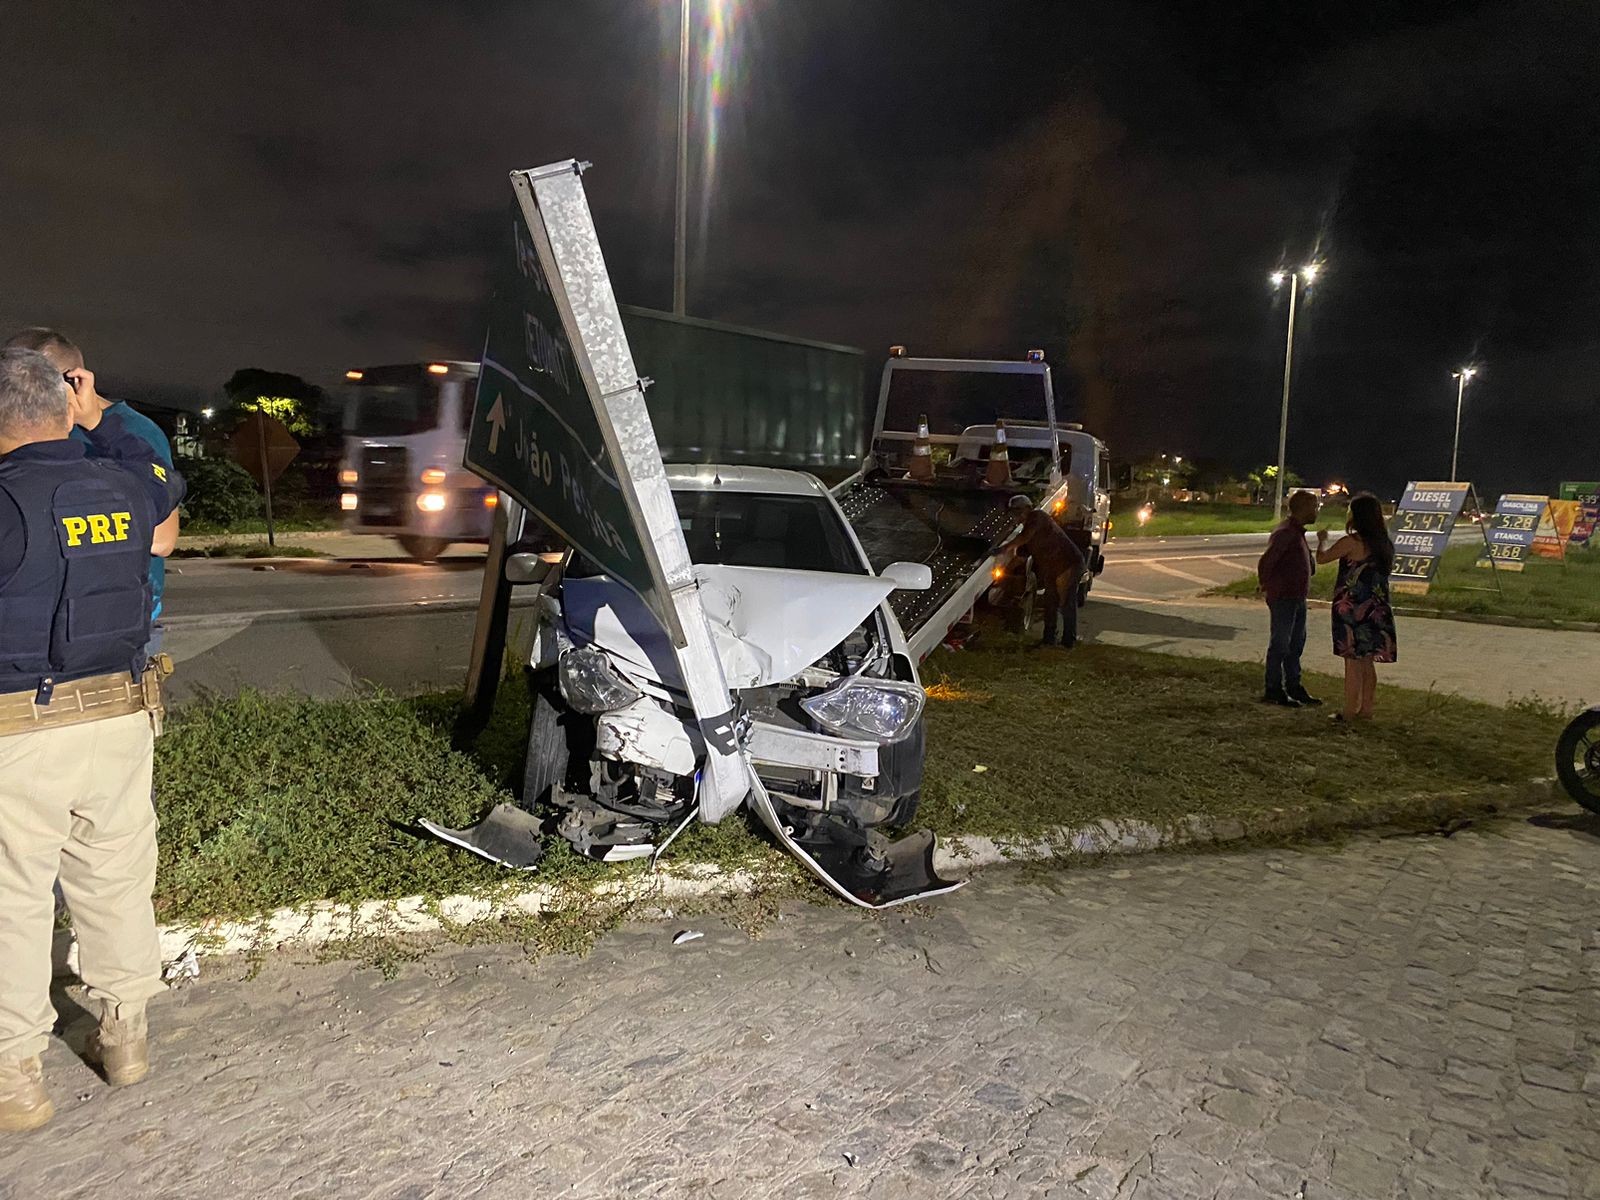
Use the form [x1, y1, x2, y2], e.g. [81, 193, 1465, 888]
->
[1257, 489, 1321, 706]
[998, 494, 1086, 648]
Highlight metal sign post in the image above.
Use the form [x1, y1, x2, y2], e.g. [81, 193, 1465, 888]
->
[462, 160, 749, 821]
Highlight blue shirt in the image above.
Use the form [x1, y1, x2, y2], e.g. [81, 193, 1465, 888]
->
[72, 401, 173, 619]
[0, 423, 185, 587]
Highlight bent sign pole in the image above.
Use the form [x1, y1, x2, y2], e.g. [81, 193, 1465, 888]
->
[463, 161, 749, 821]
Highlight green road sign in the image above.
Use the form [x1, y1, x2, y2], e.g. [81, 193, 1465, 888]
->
[464, 168, 677, 641]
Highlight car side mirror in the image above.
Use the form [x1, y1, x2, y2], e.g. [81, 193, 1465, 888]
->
[880, 561, 933, 591]
[505, 552, 555, 585]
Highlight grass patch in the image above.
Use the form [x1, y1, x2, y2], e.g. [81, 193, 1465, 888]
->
[1208, 544, 1600, 626]
[917, 641, 1561, 844]
[171, 541, 331, 560]
[150, 642, 1560, 935]
[1112, 500, 1347, 538]
[181, 515, 341, 537]
[153, 687, 798, 927]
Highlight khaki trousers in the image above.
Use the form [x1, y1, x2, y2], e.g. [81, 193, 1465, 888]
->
[0, 712, 163, 1061]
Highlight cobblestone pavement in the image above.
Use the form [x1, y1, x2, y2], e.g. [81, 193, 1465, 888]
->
[6, 811, 1599, 1199]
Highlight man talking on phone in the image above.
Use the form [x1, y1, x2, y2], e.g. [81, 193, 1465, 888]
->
[2, 329, 179, 651]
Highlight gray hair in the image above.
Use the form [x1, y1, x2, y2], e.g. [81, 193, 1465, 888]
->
[0, 347, 70, 438]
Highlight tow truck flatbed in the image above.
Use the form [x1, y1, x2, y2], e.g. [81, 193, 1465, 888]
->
[836, 474, 1032, 660]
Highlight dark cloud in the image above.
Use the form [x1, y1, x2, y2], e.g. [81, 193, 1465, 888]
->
[1, 0, 1593, 495]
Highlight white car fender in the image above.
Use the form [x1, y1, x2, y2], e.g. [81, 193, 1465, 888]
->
[595, 696, 699, 776]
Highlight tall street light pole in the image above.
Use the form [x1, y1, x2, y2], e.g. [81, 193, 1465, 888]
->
[673, 0, 691, 316]
[1450, 365, 1477, 483]
[1269, 262, 1320, 519]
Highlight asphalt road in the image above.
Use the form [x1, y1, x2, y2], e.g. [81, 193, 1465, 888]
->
[161, 530, 1548, 705]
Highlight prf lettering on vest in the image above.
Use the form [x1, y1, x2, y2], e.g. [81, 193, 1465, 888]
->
[61, 511, 133, 547]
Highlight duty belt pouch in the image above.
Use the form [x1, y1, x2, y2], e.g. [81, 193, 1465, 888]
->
[141, 653, 174, 738]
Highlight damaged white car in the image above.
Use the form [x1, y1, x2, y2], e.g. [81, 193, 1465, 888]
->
[502, 466, 956, 906]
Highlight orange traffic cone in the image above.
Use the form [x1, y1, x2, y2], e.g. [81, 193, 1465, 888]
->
[908, 413, 934, 480]
[985, 418, 1012, 487]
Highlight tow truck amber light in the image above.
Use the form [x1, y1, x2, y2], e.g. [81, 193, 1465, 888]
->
[426, 363, 449, 375]
[344, 369, 364, 381]
[483, 492, 498, 508]
[340, 493, 358, 511]
[1052, 498, 1066, 514]
[417, 491, 447, 513]
[338, 469, 358, 485]
[991, 565, 1005, 581]
[420, 467, 447, 485]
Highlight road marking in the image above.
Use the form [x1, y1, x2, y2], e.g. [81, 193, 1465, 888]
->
[1120, 551, 1258, 563]
[1141, 560, 1227, 588]
[1207, 556, 1254, 573]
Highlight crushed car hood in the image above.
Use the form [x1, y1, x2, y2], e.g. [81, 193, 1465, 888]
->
[694, 565, 895, 688]
[562, 565, 894, 689]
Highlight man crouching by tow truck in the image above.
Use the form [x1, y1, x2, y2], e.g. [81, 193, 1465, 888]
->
[0, 349, 185, 1133]
[997, 492, 1086, 649]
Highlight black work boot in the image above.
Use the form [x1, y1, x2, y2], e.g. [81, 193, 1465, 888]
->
[1261, 688, 1302, 708]
[1287, 686, 1323, 707]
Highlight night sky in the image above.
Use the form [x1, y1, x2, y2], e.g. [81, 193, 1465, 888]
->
[3, 1, 1595, 497]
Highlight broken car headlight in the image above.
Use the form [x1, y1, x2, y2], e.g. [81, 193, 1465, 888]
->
[558, 647, 643, 714]
[800, 677, 925, 744]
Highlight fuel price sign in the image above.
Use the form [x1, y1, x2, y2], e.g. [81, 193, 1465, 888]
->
[1476, 494, 1547, 572]
[1389, 482, 1469, 594]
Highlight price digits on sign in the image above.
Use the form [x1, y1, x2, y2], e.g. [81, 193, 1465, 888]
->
[1485, 544, 1524, 561]
[1495, 514, 1536, 532]
[1398, 510, 1451, 533]
[1393, 553, 1436, 577]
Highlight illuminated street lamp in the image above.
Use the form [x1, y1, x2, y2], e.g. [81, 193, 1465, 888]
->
[673, 1, 735, 316]
[1269, 261, 1323, 519]
[673, 0, 691, 316]
[1450, 365, 1478, 483]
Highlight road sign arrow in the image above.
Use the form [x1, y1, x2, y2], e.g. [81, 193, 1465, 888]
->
[486, 395, 506, 454]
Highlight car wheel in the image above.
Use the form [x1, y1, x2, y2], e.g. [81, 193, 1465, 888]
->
[397, 535, 450, 563]
[521, 672, 569, 809]
[886, 789, 921, 827]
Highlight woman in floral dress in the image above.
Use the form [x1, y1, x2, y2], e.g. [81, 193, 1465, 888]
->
[1315, 493, 1397, 722]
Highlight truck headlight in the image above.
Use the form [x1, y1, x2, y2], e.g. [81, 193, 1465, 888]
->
[801, 677, 925, 744]
[558, 648, 643, 714]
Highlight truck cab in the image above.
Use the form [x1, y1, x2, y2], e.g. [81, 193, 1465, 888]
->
[337, 362, 497, 561]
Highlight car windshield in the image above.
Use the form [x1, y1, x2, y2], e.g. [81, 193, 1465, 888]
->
[673, 491, 866, 575]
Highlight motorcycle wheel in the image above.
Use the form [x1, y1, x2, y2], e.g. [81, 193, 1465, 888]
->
[1555, 709, 1600, 815]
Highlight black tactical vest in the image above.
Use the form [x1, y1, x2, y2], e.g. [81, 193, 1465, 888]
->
[0, 454, 153, 696]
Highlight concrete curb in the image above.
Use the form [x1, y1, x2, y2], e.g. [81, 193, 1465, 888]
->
[51, 781, 1558, 974]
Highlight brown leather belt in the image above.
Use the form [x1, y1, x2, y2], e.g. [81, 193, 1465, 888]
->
[0, 656, 172, 739]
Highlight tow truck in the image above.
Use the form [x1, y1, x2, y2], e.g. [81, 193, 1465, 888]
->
[834, 347, 1103, 655]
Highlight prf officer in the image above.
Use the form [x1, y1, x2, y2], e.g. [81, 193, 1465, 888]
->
[0, 348, 185, 1133]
